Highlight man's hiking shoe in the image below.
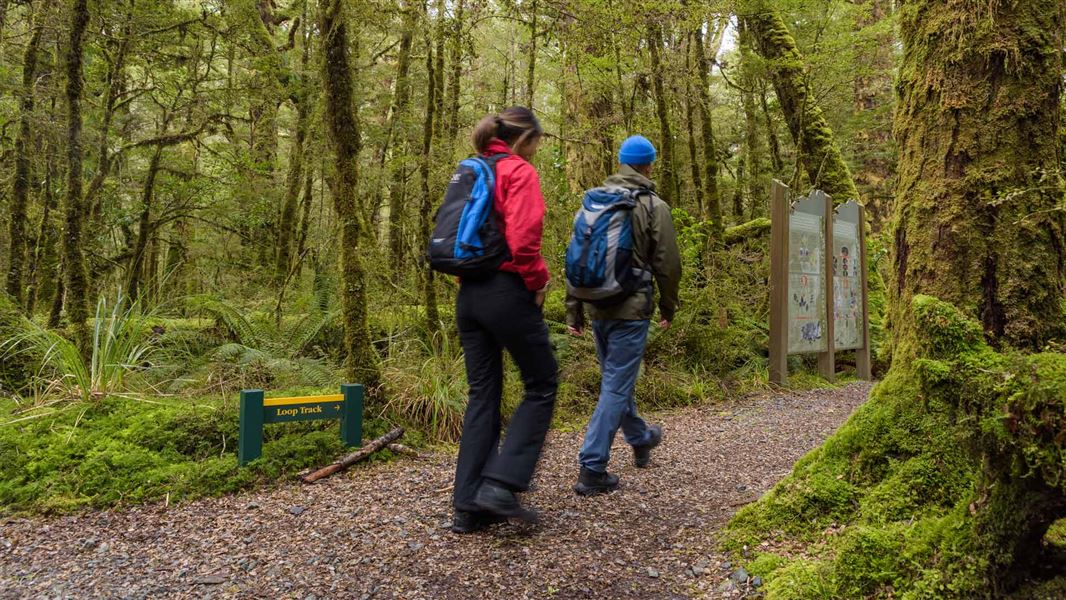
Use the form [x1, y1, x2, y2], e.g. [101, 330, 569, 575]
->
[633, 424, 663, 468]
[450, 509, 506, 534]
[574, 467, 620, 496]
[473, 481, 539, 524]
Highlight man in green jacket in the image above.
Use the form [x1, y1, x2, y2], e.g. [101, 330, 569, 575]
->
[566, 135, 682, 495]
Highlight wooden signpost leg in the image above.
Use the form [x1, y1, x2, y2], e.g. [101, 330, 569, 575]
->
[239, 389, 265, 465]
[340, 383, 364, 447]
[818, 192, 836, 383]
[856, 205, 873, 380]
[769, 181, 789, 387]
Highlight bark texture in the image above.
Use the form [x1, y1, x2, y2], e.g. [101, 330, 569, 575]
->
[62, 0, 91, 351]
[319, 0, 381, 391]
[890, 0, 1065, 352]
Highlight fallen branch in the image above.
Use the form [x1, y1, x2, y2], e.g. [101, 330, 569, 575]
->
[301, 427, 405, 483]
[387, 443, 420, 458]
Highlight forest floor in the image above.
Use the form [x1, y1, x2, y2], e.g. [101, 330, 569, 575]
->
[0, 382, 870, 600]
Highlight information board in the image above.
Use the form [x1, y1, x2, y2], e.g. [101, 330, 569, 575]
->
[787, 197, 829, 355]
[833, 201, 864, 350]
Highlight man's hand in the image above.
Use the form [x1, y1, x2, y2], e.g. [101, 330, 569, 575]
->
[567, 325, 583, 337]
[658, 319, 671, 330]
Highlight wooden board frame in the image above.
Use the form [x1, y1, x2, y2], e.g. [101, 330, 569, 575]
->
[769, 181, 839, 386]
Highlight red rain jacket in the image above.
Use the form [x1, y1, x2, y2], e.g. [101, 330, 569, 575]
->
[483, 139, 550, 291]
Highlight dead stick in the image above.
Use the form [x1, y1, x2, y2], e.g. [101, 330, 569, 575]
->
[301, 426, 405, 483]
[387, 443, 420, 458]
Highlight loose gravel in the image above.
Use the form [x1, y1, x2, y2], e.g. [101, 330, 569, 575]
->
[1, 383, 871, 599]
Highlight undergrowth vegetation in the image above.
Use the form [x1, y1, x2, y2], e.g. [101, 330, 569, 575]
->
[724, 296, 1066, 598]
[0, 214, 883, 514]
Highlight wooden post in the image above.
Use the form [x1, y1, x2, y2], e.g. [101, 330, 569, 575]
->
[238, 389, 265, 465]
[769, 180, 789, 386]
[816, 190, 835, 382]
[855, 204, 873, 380]
[340, 383, 364, 447]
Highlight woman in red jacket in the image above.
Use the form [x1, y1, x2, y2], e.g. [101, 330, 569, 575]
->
[451, 107, 557, 533]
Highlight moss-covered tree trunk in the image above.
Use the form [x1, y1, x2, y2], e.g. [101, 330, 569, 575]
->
[5, 15, 42, 306]
[385, 1, 416, 275]
[891, 0, 1065, 353]
[744, 2, 859, 203]
[727, 2, 1066, 596]
[319, 0, 381, 391]
[274, 17, 312, 289]
[693, 22, 723, 239]
[62, 0, 91, 351]
[417, 25, 441, 335]
[683, 32, 703, 217]
[647, 22, 677, 206]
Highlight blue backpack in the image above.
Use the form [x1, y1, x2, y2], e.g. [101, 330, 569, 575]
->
[428, 154, 511, 277]
[565, 187, 651, 306]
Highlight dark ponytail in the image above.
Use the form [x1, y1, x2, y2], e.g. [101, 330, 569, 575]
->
[471, 106, 543, 155]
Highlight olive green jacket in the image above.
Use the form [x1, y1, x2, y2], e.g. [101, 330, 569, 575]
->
[565, 166, 682, 327]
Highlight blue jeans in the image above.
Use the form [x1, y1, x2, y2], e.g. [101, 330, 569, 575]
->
[578, 319, 653, 472]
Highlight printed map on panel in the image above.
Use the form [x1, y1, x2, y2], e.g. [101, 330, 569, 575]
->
[787, 212, 827, 354]
[833, 220, 863, 350]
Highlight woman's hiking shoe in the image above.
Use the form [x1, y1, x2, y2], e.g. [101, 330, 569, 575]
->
[450, 509, 507, 534]
[633, 424, 663, 468]
[473, 481, 539, 524]
[574, 467, 620, 496]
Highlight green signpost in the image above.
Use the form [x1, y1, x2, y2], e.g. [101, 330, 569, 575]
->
[238, 383, 364, 465]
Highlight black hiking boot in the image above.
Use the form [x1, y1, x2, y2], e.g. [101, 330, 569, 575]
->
[633, 424, 663, 468]
[473, 481, 539, 524]
[574, 467, 620, 496]
[450, 509, 507, 534]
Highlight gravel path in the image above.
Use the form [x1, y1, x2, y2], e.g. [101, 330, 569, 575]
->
[1, 383, 870, 600]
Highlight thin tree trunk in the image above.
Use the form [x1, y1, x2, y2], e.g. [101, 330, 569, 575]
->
[296, 160, 314, 273]
[694, 23, 722, 240]
[62, 0, 91, 350]
[683, 33, 703, 216]
[418, 26, 441, 334]
[274, 49, 311, 287]
[525, 0, 536, 108]
[386, 1, 417, 274]
[27, 151, 58, 315]
[127, 144, 164, 301]
[745, 2, 859, 202]
[739, 19, 769, 217]
[647, 22, 677, 206]
[6, 16, 42, 305]
[319, 0, 381, 391]
[760, 86, 784, 173]
[445, 0, 463, 139]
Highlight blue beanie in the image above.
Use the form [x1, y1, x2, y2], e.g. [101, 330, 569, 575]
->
[618, 135, 657, 165]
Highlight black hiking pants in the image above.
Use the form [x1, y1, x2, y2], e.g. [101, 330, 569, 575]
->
[453, 271, 558, 511]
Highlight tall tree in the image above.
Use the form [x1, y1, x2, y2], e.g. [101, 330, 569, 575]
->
[694, 19, 725, 239]
[62, 0, 91, 350]
[744, 2, 859, 203]
[319, 0, 381, 390]
[275, 15, 312, 287]
[647, 21, 678, 206]
[890, 0, 1064, 351]
[385, 0, 417, 273]
[5, 9, 43, 305]
[417, 23, 441, 333]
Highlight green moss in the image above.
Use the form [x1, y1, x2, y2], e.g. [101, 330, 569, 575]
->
[724, 295, 1066, 598]
[0, 394, 395, 514]
[723, 217, 771, 246]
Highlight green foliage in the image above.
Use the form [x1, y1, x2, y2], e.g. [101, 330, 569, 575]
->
[175, 295, 338, 393]
[5, 292, 157, 402]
